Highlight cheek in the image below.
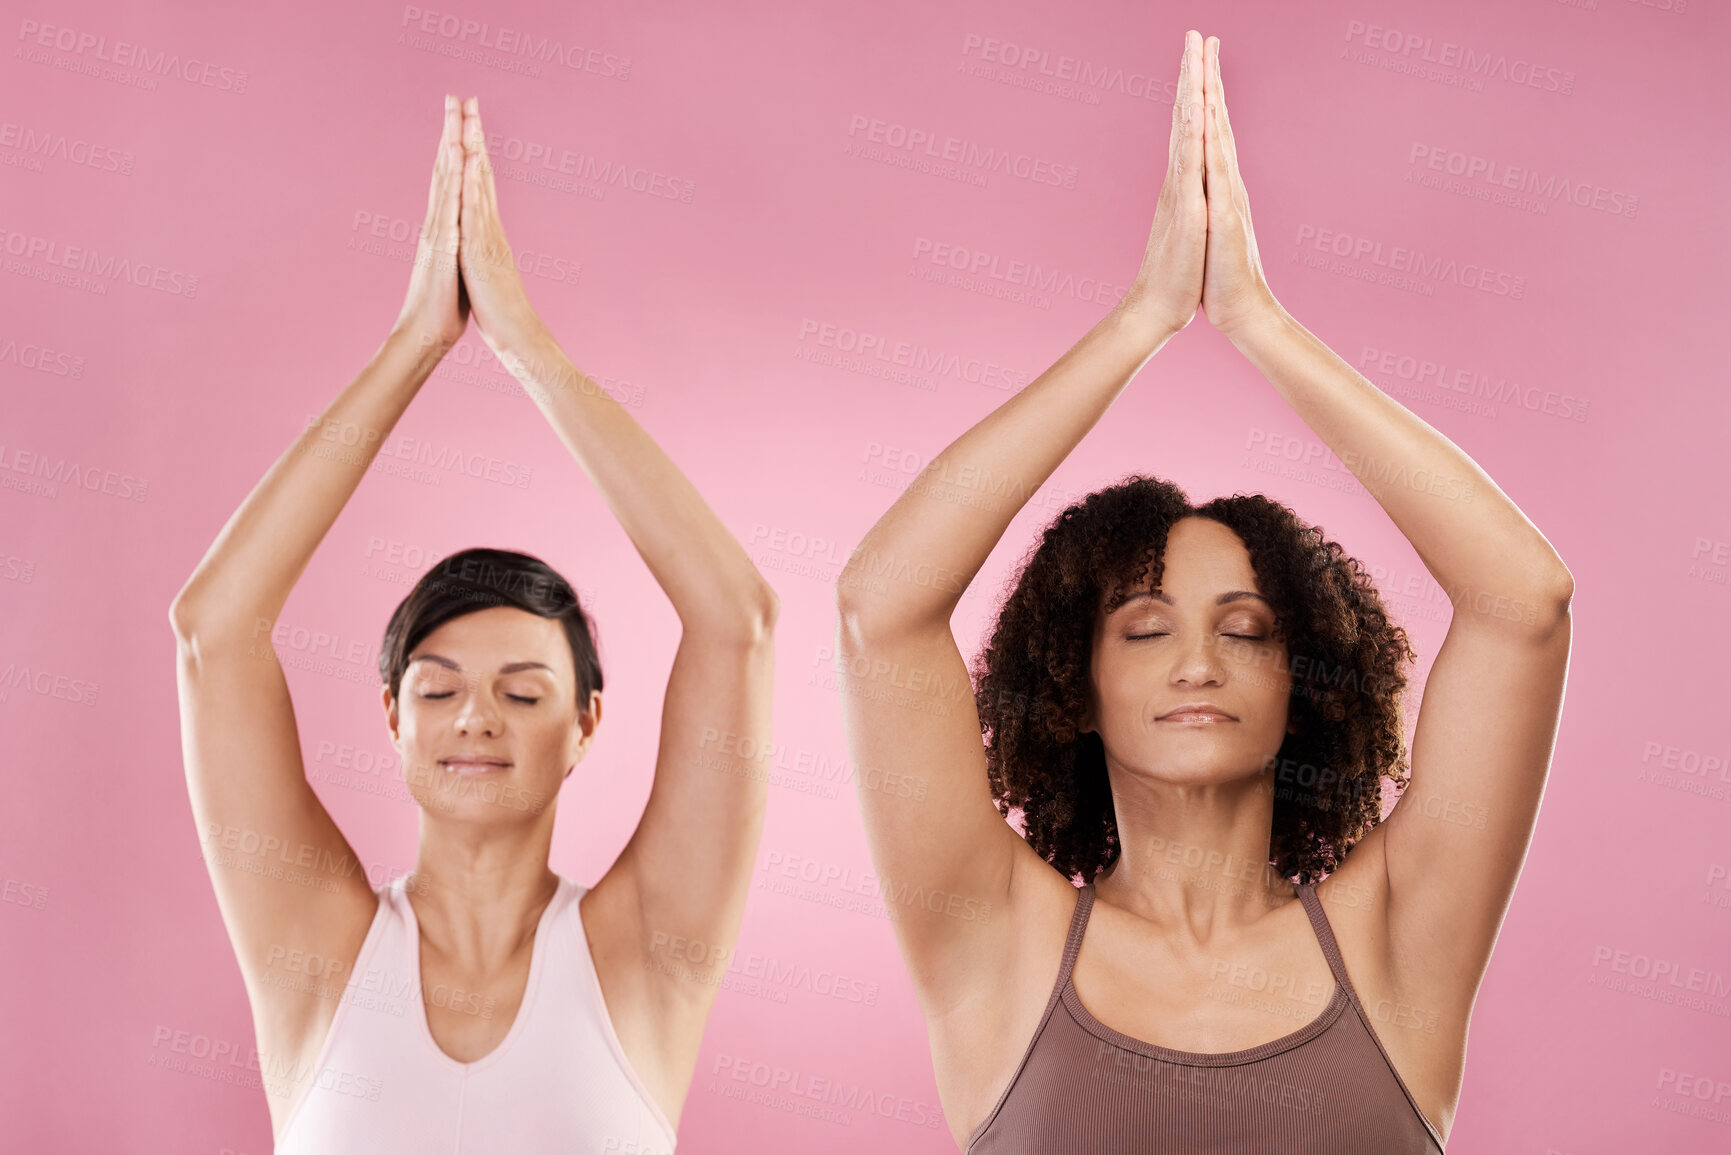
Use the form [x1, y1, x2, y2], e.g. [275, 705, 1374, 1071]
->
[1092, 655, 1154, 730]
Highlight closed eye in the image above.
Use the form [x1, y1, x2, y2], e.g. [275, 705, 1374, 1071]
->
[419, 691, 542, 704]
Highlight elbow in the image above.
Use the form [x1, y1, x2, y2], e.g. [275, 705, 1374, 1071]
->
[833, 587, 904, 654]
[725, 582, 780, 648]
[1551, 569, 1575, 615]
[834, 555, 894, 633]
[834, 574, 930, 652]
[752, 582, 781, 639]
[1543, 559, 1575, 617]
[1523, 562, 1574, 636]
[167, 586, 264, 653]
[167, 590, 214, 670]
[167, 588, 201, 642]
[833, 571, 877, 646]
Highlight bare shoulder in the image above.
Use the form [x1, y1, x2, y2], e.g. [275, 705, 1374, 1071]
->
[925, 842, 1084, 1147]
[1313, 825, 1466, 1146]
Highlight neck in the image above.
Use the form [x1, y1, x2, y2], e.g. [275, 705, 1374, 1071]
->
[1093, 761, 1296, 946]
[406, 812, 561, 970]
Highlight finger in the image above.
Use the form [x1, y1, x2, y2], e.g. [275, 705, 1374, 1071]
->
[1167, 31, 1193, 162]
[424, 94, 454, 229]
[424, 95, 463, 256]
[1202, 39, 1230, 203]
[1169, 31, 1203, 191]
[1179, 32, 1204, 197]
[1210, 38, 1242, 175]
[460, 97, 500, 238]
[468, 96, 502, 219]
[436, 95, 463, 249]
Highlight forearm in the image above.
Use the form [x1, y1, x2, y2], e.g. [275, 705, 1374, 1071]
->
[1228, 306, 1573, 618]
[838, 307, 1170, 635]
[170, 326, 445, 641]
[493, 324, 775, 637]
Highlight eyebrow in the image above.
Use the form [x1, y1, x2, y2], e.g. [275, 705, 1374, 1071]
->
[1113, 590, 1271, 611]
[407, 653, 554, 675]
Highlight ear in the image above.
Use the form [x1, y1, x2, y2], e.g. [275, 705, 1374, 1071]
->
[381, 684, 401, 745]
[564, 689, 603, 775]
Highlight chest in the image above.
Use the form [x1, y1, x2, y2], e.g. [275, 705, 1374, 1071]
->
[1070, 898, 1458, 1145]
[418, 940, 535, 1064]
[1071, 908, 1339, 1055]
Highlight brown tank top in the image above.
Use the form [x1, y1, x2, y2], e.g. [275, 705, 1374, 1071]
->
[966, 882, 1448, 1153]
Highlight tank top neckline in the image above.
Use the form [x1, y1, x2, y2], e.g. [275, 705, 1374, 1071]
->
[1058, 880, 1350, 1068]
[397, 871, 576, 1073]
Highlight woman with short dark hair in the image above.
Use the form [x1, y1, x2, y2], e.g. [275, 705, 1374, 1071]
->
[170, 95, 776, 1152]
[836, 31, 1570, 1152]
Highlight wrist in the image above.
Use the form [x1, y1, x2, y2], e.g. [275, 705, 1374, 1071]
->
[1221, 299, 1290, 349]
[1103, 300, 1182, 355]
[382, 322, 457, 377]
[485, 311, 555, 366]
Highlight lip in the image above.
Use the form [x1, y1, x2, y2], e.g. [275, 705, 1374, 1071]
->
[440, 757, 511, 776]
[1156, 702, 1237, 722]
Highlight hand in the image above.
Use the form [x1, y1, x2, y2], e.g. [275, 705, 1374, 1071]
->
[457, 96, 546, 356]
[392, 95, 469, 351]
[1112, 30, 1208, 344]
[1199, 36, 1280, 339]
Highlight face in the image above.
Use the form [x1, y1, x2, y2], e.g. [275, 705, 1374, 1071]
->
[382, 606, 599, 823]
[1085, 517, 1295, 791]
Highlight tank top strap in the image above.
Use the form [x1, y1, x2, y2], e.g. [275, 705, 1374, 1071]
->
[1053, 882, 1096, 990]
[1295, 882, 1356, 994]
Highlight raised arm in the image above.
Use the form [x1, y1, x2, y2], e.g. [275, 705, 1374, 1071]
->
[834, 33, 1212, 1021]
[445, 98, 778, 1118]
[167, 97, 471, 1115]
[1196, 35, 1574, 1018]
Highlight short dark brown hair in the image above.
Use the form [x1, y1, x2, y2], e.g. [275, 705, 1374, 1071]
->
[379, 547, 602, 714]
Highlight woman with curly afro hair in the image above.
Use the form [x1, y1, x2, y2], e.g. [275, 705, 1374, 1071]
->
[835, 31, 1571, 1154]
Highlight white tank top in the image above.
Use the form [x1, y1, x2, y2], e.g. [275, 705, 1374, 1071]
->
[275, 873, 678, 1153]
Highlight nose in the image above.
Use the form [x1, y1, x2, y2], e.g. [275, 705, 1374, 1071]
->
[1169, 628, 1227, 686]
[454, 673, 501, 737]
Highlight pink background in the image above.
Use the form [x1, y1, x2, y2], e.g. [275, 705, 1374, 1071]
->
[3, 0, 1728, 1151]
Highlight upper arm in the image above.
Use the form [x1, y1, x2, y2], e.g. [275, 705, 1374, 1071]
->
[579, 607, 777, 1091]
[1376, 582, 1574, 1009]
[173, 629, 380, 1044]
[832, 607, 1059, 1018]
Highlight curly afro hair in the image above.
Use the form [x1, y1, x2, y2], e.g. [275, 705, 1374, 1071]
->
[970, 475, 1417, 887]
